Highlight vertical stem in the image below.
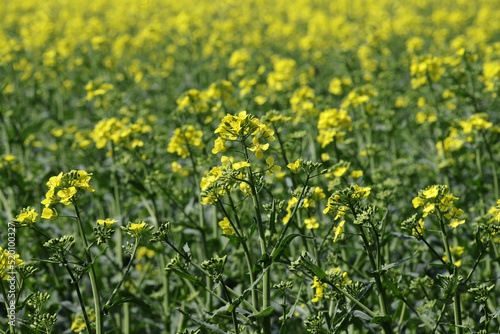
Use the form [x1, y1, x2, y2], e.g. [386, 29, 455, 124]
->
[187, 145, 212, 311]
[109, 143, 128, 333]
[141, 196, 171, 332]
[60, 252, 92, 332]
[243, 147, 271, 334]
[350, 205, 391, 333]
[437, 211, 462, 334]
[223, 195, 258, 310]
[475, 147, 485, 215]
[0, 281, 16, 334]
[103, 237, 139, 311]
[73, 202, 103, 334]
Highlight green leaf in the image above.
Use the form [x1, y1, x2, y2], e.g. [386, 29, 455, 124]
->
[351, 310, 372, 321]
[170, 268, 202, 284]
[179, 309, 230, 334]
[104, 296, 151, 313]
[429, 262, 454, 272]
[211, 267, 270, 320]
[299, 255, 327, 280]
[271, 234, 311, 263]
[370, 315, 392, 325]
[248, 306, 274, 319]
[381, 251, 419, 272]
[285, 284, 303, 319]
[269, 198, 277, 234]
[382, 277, 404, 299]
[15, 292, 36, 312]
[491, 306, 500, 319]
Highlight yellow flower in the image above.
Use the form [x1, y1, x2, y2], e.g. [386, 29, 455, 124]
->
[254, 96, 268, 105]
[41, 187, 58, 207]
[444, 207, 464, 220]
[57, 187, 77, 205]
[333, 166, 348, 177]
[413, 219, 425, 236]
[218, 217, 235, 235]
[41, 207, 58, 220]
[16, 208, 38, 226]
[448, 219, 465, 228]
[333, 220, 345, 242]
[304, 217, 319, 229]
[422, 203, 436, 217]
[240, 182, 252, 195]
[423, 186, 439, 199]
[46, 172, 63, 188]
[248, 137, 269, 159]
[412, 197, 425, 208]
[97, 218, 117, 228]
[265, 156, 281, 176]
[349, 170, 363, 178]
[212, 137, 227, 154]
[232, 161, 250, 170]
[123, 221, 152, 236]
[287, 160, 301, 173]
[311, 276, 327, 302]
[130, 222, 146, 234]
[352, 185, 371, 199]
[0, 247, 23, 280]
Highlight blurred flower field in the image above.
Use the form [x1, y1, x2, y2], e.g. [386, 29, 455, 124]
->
[1, 0, 500, 333]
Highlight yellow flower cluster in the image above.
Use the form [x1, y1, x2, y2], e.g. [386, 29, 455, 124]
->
[482, 60, 500, 95]
[437, 113, 499, 163]
[0, 154, 21, 172]
[218, 217, 235, 236]
[85, 80, 114, 101]
[316, 109, 352, 148]
[283, 187, 325, 225]
[267, 56, 296, 92]
[0, 247, 23, 280]
[290, 86, 317, 124]
[323, 185, 371, 215]
[41, 170, 95, 219]
[412, 185, 464, 227]
[176, 82, 235, 123]
[340, 86, 378, 110]
[328, 77, 352, 95]
[15, 207, 38, 226]
[71, 308, 96, 333]
[311, 276, 327, 303]
[200, 156, 251, 205]
[410, 56, 445, 89]
[91, 117, 153, 150]
[212, 111, 275, 159]
[167, 125, 205, 159]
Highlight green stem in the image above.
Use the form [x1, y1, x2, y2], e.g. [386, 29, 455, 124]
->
[273, 174, 311, 251]
[110, 143, 128, 333]
[103, 237, 139, 313]
[358, 225, 389, 315]
[221, 281, 240, 334]
[140, 196, 170, 332]
[222, 195, 258, 310]
[475, 147, 485, 215]
[186, 143, 212, 311]
[431, 302, 447, 334]
[166, 239, 260, 314]
[0, 280, 16, 334]
[437, 212, 462, 334]
[73, 202, 103, 334]
[62, 257, 92, 332]
[349, 204, 391, 333]
[328, 282, 376, 317]
[243, 146, 271, 334]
